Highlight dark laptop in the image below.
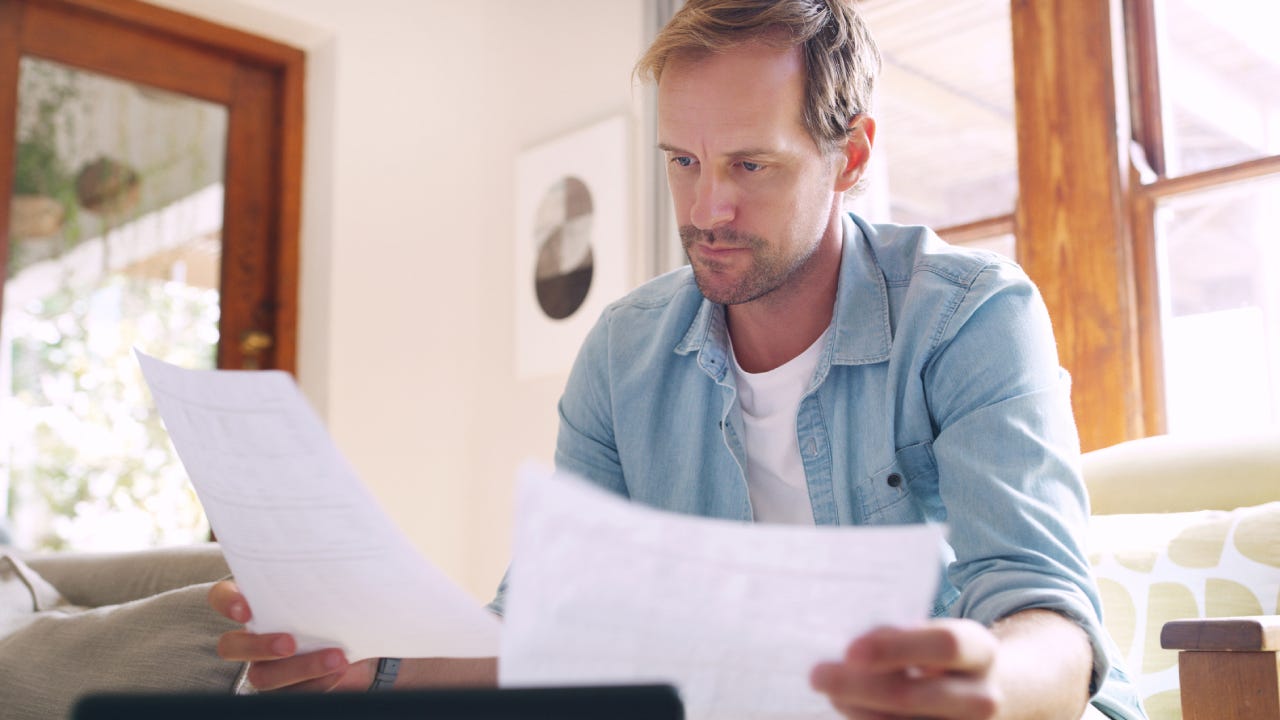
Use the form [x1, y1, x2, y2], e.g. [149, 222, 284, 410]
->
[72, 684, 684, 719]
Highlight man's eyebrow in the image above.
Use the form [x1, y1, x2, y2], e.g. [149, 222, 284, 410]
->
[657, 142, 780, 158]
[727, 147, 779, 159]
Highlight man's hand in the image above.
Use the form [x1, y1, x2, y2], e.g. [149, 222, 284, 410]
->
[811, 618, 1000, 719]
[810, 610, 1092, 720]
[208, 579, 376, 692]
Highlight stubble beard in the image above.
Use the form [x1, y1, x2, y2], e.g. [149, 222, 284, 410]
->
[680, 225, 819, 306]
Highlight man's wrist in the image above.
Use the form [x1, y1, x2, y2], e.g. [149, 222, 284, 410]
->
[368, 657, 401, 691]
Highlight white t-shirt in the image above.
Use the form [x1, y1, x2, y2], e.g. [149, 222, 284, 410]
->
[730, 329, 829, 525]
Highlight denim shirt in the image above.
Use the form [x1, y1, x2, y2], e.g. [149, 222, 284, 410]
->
[494, 213, 1144, 719]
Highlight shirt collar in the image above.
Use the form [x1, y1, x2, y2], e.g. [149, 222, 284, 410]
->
[830, 212, 893, 365]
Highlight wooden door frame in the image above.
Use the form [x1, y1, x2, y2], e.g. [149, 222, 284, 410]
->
[0, 0, 303, 372]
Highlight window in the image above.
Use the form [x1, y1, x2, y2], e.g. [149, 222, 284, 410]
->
[1128, 0, 1280, 436]
[4, 57, 226, 549]
[1155, 0, 1280, 177]
[864, 0, 1280, 444]
[857, 0, 1017, 259]
[1154, 177, 1280, 434]
[0, 0, 304, 550]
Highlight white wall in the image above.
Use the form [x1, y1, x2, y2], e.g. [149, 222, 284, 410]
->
[147, 0, 650, 600]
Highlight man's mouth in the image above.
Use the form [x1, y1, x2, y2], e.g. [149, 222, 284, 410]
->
[681, 227, 758, 260]
[697, 241, 744, 252]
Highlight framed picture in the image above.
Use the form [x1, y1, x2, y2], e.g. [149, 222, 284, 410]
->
[514, 115, 629, 379]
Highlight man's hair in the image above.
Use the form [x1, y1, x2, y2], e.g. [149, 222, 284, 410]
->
[636, 0, 881, 155]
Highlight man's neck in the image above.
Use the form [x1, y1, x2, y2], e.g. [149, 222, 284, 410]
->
[726, 219, 843, 374]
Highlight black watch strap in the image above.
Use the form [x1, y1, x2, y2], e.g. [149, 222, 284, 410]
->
[368, 657, 401, 691]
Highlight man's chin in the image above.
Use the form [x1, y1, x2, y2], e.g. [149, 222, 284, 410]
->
[691, 270, 750, 306]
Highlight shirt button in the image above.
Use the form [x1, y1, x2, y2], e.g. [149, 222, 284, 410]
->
[886, 473, 903, 488]
[805, 438, 818, 457]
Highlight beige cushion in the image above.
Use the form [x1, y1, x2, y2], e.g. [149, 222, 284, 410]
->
[0, 553, 245, 720]
[1088, 501, 1280, 720]
[21, 542, 231, 608]
[1083, 430, 1280, 515]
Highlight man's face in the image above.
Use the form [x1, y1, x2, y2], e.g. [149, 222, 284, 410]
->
[657, 41, 848, 306]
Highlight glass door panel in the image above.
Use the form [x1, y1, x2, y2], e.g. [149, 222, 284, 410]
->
[1155, 174, 1280, 434]
[1157, 0, 1280, 176]
[856, 0, 1018, 230]
[3, 56, 226, 550]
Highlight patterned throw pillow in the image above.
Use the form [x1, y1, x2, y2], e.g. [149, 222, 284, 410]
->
[1088, 501, 1280, 720]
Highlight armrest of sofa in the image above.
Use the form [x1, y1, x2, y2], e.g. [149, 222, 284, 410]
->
[19, 542, 229, 608]
[1160, 616, 1280, 720]
[1082, 429, 1280, 515]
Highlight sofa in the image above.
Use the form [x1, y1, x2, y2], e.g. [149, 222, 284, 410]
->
[1082, 427, 1280, 719]
[0, 543, 245, 719]
[1, 429, 1275, 719]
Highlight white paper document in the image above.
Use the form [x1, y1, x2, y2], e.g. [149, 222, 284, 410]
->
[136, 350, 500, 661]
[500, 465, 944, 720]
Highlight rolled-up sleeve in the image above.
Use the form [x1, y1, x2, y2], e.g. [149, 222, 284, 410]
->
[924, 262, 1111, 694]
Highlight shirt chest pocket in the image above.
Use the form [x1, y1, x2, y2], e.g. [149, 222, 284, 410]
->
[858, 441, 940, 525]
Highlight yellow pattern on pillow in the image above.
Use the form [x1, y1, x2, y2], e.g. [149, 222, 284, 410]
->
[1236, 511, 1280, 567]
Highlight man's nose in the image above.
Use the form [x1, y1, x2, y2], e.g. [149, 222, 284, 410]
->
[689, 171, 735, 230]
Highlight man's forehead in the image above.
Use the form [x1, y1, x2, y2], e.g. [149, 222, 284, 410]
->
[656, 42, 810, 154]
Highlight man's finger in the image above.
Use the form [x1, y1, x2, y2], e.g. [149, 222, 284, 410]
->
[275, 671, 347, 694]
[847, 620, 997, 674]
[217, 630, 296, 663]
[207, 579, 251, 623]
[812, 661, 998, 719]
[244, 649, 349, 692]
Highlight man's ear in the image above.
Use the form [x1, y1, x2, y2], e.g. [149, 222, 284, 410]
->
[833, 114, 876, 193]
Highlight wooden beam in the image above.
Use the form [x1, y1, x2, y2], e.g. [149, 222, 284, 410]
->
[1123, 0, 1166, 177]
[1143, 153, 1280, 200]
[21, 0, 238, 104]
[220, 63, 276, 372]
[935, 214, 1015, 245]
[273, 54, 304, 375]
[0, 0, 21, 301]
[1129, 149, 1167, 435]
[1011, 0, 1143, 451]
[55, 0, 305, 67]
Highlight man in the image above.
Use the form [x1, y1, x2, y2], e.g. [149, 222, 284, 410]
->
[211, 1, 1145, 717]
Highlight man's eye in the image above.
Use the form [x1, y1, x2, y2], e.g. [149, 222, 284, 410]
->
[671, 156, 694, 168]
[741, 161, 762, 172]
